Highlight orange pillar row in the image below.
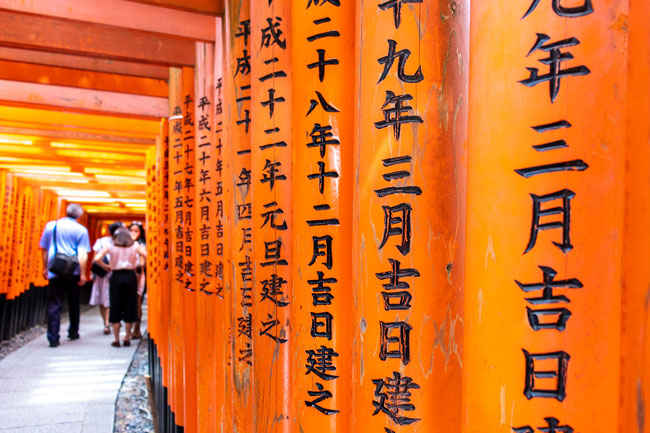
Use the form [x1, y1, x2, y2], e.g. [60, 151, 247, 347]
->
[145, 147, 157, 348]
[250, 1, 293, 432]
[145, 147, 159, 365]
[167, 66, 185, 430]
[223, 1, 254, 431]
[464, 0, 626, 432]
[0, 170, 8, 298]
[289, 0, 354, 431]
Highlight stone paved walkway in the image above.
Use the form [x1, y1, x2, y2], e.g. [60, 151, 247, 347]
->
[0, 305, 143, 433]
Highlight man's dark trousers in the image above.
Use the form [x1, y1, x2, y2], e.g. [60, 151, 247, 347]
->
[46, 275, 81, 344]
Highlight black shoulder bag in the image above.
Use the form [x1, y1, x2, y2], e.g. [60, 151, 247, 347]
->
[48, 222, 79, 277]
[91, 238, 109, 278]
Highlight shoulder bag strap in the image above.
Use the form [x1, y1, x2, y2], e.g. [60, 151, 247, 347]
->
[52, 222, 58, 255]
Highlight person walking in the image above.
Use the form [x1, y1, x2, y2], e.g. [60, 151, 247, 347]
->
[93, 227, 146, 347]
[128, 221, 146, 339]
[39, 203, 91, 347]
[90, 221, 123, 335]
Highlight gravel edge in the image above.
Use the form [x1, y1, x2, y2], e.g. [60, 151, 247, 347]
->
[113, 334, 155, 433]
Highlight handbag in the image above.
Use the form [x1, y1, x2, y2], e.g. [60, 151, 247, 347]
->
[47, 222, 79, 277]
[91, 261, 109, 278]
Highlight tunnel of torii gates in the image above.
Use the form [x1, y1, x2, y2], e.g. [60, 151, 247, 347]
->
[0, 0, 649, 433]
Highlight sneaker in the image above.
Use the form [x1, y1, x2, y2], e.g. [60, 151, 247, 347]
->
[67, 334, 80, 341]
[49, 341, 60, 348]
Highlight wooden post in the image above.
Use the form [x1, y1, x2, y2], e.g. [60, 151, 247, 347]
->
[464, 0, 626, 431]
[167, 66, 185, 430]
[224, 1, 254, 431]
[289, 0, 354, 430]
[180, 65, 199, 433]
[621, 0, 650, 431]
[351, 2, 469, 432]
[251, 1, 293, 431]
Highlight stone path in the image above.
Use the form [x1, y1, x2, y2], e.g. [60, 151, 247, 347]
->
[0, 305, 142, 433]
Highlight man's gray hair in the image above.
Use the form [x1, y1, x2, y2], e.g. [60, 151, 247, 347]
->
[66, 203, 84, 219]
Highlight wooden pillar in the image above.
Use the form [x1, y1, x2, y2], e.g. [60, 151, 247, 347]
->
[0, 171, 8, 296]
[351, 1, 468, 432]
[212, 20, 233, 433]
[289, 0, 354, 430]
[464, 0, 626, 431]
[251, 1, 293, 431]
[224, 1, 254, 431]
[157, 118, 173, 429]
[621, 0, 650, 431]
[180, 65, 198, 433]
[168, 67, 185, 430]
[145, 145, 159, 364]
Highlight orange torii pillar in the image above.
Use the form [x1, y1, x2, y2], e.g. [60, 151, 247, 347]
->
[289, 0, 354, 430]
[621, 0, 650, 431]
[168, 67, 186, 432]
[351, 2, 468, 432]
[465, 1, 626, 432]
[0, 170, 10, 339]
[223, 1, 254, 431]
[157, 119, 174, 433]
[4, 176, 22, 339]
[181, 65, 199, 433]
[145, 148, 159, 368]
[211, 27, 233, 432]
[251, 1, 293, 432]
[193, 38, 228, 432]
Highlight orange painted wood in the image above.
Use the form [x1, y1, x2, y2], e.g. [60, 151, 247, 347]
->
[167, 66, 185, 427]
[211, 24, 232, 431]
[290, 1, 354, 431]
[352, 2, 468, 432]
[193, 41, 219, 433]
[0, 126, 155, 146]
[0, 60, 168, 97]
[180, 65, 198, 433]
[2, 175, 17, 298]
[124, 0, 223, 15]
[158, 119, 173, 409]
[0, 80, 168, 118]
[250, 1, 292, 432]
[0, 170, 9, 296]
[0, 0, 216, 41]
[0, 11, 194, 66]
[145, 147, 159, 343]
[6, 177, 25, 299]
[464, 1, 626, 432]
[620, 0, 650, 431]
[0, 105, 160, 137]
[0, 47, 170, 79]
[223, 1, 253, 431]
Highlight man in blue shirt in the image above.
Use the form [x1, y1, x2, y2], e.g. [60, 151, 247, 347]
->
[39, 203, 91, 347]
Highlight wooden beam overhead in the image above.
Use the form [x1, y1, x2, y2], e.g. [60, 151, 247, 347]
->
[0, 60, 168, 97]
[0, 0, 216, 41]
[0, 106, 160, 136]
[0, 80, 168, 118]
[125, 0, 223, 15]
[0, 12, 195, 66]
[0, 125, 155, 145]
[0, 47, 169, 79]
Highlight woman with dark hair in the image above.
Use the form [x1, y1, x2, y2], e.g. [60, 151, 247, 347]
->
[90, 221, 123, 334]
[128, 221, 146, 339]
[93, 227, 146, 347]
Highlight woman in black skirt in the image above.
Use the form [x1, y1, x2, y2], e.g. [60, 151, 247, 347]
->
[93, 227, 147, 347]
